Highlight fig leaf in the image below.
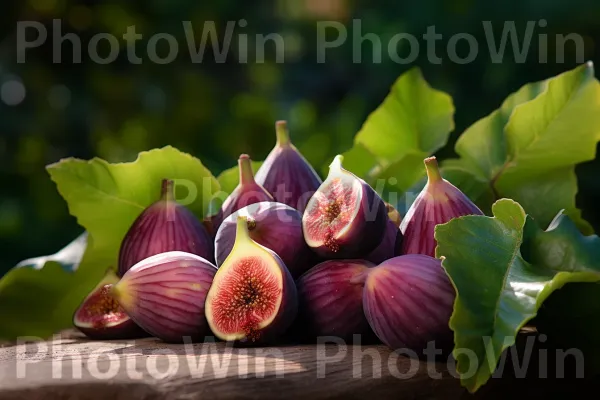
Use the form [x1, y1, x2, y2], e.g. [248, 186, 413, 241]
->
[447, 62, 600, 234]
[342, 67, 455, 194]
[435, 199, 600, 393]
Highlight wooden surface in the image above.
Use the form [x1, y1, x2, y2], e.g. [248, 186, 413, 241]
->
[0, 329, 597, 399]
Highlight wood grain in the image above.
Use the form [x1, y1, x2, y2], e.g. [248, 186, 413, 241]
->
[0, 330, 596, 399]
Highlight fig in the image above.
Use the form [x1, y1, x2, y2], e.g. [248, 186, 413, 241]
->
[205, 216, 297, 344]
[112, 251, 217, 343]
[365, 219, 402, 264]
[400, 157, 483, 257]
[363, 255, 455, 353]
[118, 179, 214, 276]
[73, 270, 148, 340]
[296, 259, 374, 341]
[213, 154, 274, 229]
[214, 201, 312, 278]
[302, 155, 387, 259]
[254, 121, 322, 212]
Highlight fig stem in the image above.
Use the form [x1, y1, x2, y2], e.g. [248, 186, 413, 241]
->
[238, 154, 255, 185]
[275, 120, 291, 147]
[161, 179, 175, 201]
[235, 215, 251, 243]
[424, 157, 442, 183]
[329, 155, 344, 174]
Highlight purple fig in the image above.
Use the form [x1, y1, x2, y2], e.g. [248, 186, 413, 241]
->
[400, 157, 483, 257]
[254, 121, 322, 212]
[118, 179, 214, 276]
[205, 216, 297, 344]
[213, 154, 274, 229]
[363, 255, 455, 353]
[112, 251, 217, 343]
[302, 155, 387, 259]
[73, 270, 149, 340]
[365, 219, 402, 264]
[296, 259, 375, 341]
[215, 201, 312, 278]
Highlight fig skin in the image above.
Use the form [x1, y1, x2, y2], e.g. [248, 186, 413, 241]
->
[213, 154, 274, 229]
[206, 216, 298, 345]
[302, 155, 387, 259]
[365, 219, 403, 264]
[400, 157, 483, 257]
[73, 270, 149, 340]
[296, 259, 375, 342]
[254, 121, 322, 213]
[118, 179, 214, 276]
[215, 201, 312, 279]
[112, 251, 217, 343]
[363, 255, 455, 353]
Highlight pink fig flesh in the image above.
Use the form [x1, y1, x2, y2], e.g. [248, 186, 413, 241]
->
[112, 251, 217, 343]
[296, 259, 374, 341]
[302, 155, 387, 258]
[400, 157, 483, 257]
[363, 255, 455, 353]
[118, 179, 214, 275]
[254, 121, 322, 212]
[215, 201, 311, 278]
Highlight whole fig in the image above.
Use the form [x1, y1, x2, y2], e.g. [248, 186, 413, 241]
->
[365, 219, 402, 264]
[206, 216, 297, 344]
[214, 201, 311, 278]
[296, 259, 375, 341]
[363, 255, 455, 353]
[118, 179, 214, 275]
[302, 155, 387, 259]
[400, 157, 483, 257]
[112, 251, 217, 343]
[254, 121, 322, 212]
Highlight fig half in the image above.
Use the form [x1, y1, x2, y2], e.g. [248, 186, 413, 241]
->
[363, 255, 455, 353]
[400, 157, 483, 257]
[118, 179, 214, 275]
[302, 155, 387, 259]
[206, 216, 297, 344]
[112, 251, 217, 343]
[254, 121, 322, 212]
[73, 270, 148, 340]
[214, 201, 312, 279]
[365, 219, 402, 264]
[296, 259, 375, 341]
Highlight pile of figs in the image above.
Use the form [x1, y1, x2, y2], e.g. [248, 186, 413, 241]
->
[73, 121, 483, 353]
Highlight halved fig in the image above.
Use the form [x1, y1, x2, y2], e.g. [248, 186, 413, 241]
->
[302, 155, 387, 258]
[205, 216, 297, 344]
[112, 251, 217, 343]
[73, 270, 148, 340]
[365, 219, 402, 264]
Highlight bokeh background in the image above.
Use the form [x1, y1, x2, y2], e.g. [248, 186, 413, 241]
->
[1, 0, 600, 273]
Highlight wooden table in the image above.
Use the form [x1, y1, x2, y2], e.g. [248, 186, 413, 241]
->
[0, 330, 596, 399]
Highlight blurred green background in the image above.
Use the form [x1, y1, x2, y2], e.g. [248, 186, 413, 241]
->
[1, 0, 600, 273]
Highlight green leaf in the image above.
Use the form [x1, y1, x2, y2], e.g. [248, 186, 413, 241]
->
[216, 160, 262, 195]
[343, 67, 455, 195]
[47, 145, 220, 276]
[0, 235, 107, 340]
[450, 62, 600, 232]
[434, 199, 600, 393]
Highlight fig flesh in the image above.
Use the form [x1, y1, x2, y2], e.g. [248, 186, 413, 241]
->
[400, 157, 483, 257]
[112, 251, 217, 343]
[365, 219, 402, 264]
[363, 255, 455, 353]
[254, 121, 322, 212]
[296, 259, 374, 341]
[215, 201, 311, 278]
[118, 179, 214, 275]
[206, 216, 297, 344]
[213, 154, 274, 229]
[302, 155, 387, 259]
[73, 271, 148, 340]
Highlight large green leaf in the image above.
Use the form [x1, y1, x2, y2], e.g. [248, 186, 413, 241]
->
[342, 67, 455, 195]
[15, 232, 88, 272]
[47, 146, 220, 271]
[434, 199, 600, 393]
[448, 62, 600, 232]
